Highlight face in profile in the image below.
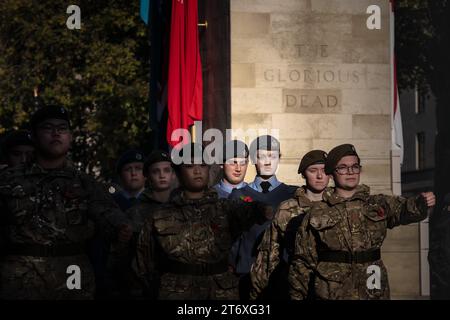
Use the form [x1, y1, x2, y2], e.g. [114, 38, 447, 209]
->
[255, 150, 280, 177]
[332, 155, 361, 191]
[223, 157, 248, 185]
[180, 164, 210, 192]
[147, 161, 176, 192]
[303, 163, 329, 193]
[33, 119, 72, 159]
[120, 162, 146, 193]
[7, 145, 35, 167]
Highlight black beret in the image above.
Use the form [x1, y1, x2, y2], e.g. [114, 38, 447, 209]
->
[223, 140, 249, 162]
[116, 149, 145, 173]
[2, 130, 33, 152]
[249, 135, 280, 163]
[325, 144, 360, 175]
[298, 150, 327, 174]
[30, 105, 71, 130]
[144, 150, 172, 175]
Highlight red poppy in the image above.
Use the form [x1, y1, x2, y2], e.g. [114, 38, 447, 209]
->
[240, 195, 253, 203]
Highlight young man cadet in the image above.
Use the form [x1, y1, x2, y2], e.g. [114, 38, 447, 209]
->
[213, 139, 249, 199]
[109, 150, 177, 298]
[289, 144, 435, 300]
[229, 135, 297, 299]
[134, 143, 273, 300]
[250, 150, 329, 300]
[0, 130, 35, 169]
[110, 149, 147, 211]
[129, 150, 177, 231]
[0, 105, 132, 299]
[91, 150, 146, 299]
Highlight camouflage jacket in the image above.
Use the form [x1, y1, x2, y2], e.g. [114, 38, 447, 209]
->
[107, 189, 168, 298]
[289, 185, 428, 300]
[0, 162, 129, 299]
[0, 162, 129, 247]
[250, 186, 314, 299]
[134, 188, 269, 299]
[127, 189, 168, 234]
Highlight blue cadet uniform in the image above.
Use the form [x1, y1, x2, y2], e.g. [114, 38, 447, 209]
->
[213, 140, 249, 199]
[229, 135, 297, 299]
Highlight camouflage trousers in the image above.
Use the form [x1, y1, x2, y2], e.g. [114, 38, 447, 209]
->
[158, 272, 239, 300]
[0, 254, 95, 300]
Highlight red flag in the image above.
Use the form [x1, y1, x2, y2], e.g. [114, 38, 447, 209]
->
[167, 0, 203, 147]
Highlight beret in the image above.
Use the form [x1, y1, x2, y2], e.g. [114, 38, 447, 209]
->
[325, 144, 360, 175]
[116, 149, 145, 173]
[30, 105, 70, 129]
[144, 150, 172, 175]
[298, 150, 327, 174]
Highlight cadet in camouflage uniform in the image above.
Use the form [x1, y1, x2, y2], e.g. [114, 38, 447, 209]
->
[0, 106, 132, 300]
[128, 150, 177, 232]
[250, 150, 329, 300]
[109, 150, 177, 298]
[134, 143, 272, 300]
[90, 149, 147, 298]
[288, 144, 435, 300]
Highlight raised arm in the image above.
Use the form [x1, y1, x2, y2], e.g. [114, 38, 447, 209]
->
[373, 192, 435, 229]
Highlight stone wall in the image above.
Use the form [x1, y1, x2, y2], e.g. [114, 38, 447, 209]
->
[230, 0, 422, 298]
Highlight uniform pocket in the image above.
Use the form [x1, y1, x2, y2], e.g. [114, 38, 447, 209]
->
[363, 207, 387, 222]
[153, 218, 184, 235]
[309, 214, 338, 231]
[213, 272, 239, 290]
[363, 207, 387, 246]
[213, 272, 239, 300]
[316, 262, 350, 283]
[63, 186, 88, 226]
[7, 185, 34, 223]
[158, 273, 194, 299]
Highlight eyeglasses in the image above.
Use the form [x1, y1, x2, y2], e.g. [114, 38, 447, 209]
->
[37, 124, 70, 134]
[335, 164, 362, 175]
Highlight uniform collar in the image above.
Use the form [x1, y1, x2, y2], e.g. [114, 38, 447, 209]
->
[29, 159, 73, 173]
[250, 175, 281, 192]
[294, 186, 311, 206]
[323, 184, 370, 205]
[218, 179, 246, 194]
[121, 189, 144, 200]
[172, 187, 218, 206]
[140, 188, 176, 204]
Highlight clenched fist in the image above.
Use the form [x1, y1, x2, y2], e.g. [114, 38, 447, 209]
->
[420, 192, 436, 208]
